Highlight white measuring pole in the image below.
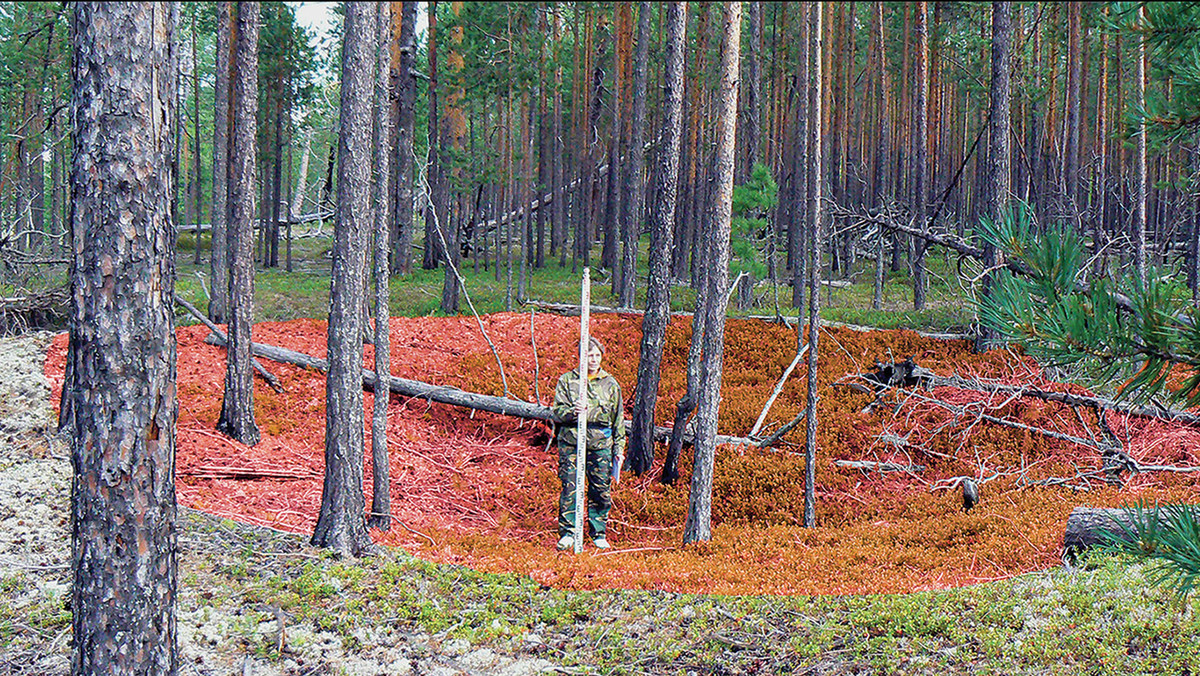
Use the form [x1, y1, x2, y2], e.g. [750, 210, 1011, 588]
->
[574, 268, 590, 554]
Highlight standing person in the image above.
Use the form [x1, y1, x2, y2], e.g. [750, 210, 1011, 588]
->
[552, 337, 625, 550]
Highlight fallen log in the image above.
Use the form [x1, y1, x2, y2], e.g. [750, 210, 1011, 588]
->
[524, 299, 689, 317]
[1062, 505, 1200, 558]
[180, 464, 319, 481]
[751, 314, 974, 342]
[174, 294, 284, 393]
[835, 459, 925, 474]
[244, 339, 757, 448]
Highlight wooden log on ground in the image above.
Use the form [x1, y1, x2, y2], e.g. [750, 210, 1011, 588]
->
[835, 459, 925, 474]
[1062, 506, 1200, 558]
[750, 314, 974, 342]
[174, 294, 285, 392]
[243, 338, 757, 447]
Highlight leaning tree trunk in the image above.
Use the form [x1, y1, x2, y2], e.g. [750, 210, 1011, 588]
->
[216, 0, 261, 447]
[69, 4, 179, 673]
[628, 0, 686, 477]
[312, 1, 376, 557]
[209, 1, 232, 324]
[683, 1, 741, 545]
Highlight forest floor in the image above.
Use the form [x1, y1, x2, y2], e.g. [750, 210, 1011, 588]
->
[6, 324, 1200, 675]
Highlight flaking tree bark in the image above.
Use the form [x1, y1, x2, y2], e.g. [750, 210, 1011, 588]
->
[312, 1, 376, 556]
[208, 1, 232, 323]
[216, 1, 261, 447]
[683, 0, 740, 545]
[69, 4, 180, 673]
[628, 0, 687, 477]
[369, 3, 393, 532]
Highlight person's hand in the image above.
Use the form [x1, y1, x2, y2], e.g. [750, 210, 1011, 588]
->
[574, 400, 587, 417]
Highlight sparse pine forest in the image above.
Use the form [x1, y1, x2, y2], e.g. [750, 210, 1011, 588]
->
[5, 2, 1200, 674]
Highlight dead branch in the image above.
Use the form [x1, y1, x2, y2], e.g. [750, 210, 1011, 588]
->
[929, 373, 1200, 428]
[749, 344, 809, 438]
[173, 294, 285, 393]
[833, 204, 1146, 322]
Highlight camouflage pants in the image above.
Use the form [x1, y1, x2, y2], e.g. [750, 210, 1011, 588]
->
[557, 441, 613, 539]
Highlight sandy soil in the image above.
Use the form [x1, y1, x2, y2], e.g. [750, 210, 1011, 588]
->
[0, 332, 558, 676]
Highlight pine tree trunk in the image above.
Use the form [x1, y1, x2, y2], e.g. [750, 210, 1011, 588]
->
[552, 6, 566, 267]
[423, 1, 441, 271]
[683, 0, 740, 545]
[618, 2, 650, 308]
[976, 1, 1012, 354]
[439, 0, 464, 313]
[217, 1, 261, 447]
[1063, 1, 1082, 221]
[268, 99, 284, 268]
[871, 0, 890, 310]
[391, 1, 417, 275]
[802, 0, 823, 529]
[1134, 4, 1148, 287]
[209, 1, 232, 323]
[629, 0, 686, 478]
[582, 14, 608, 269]
[740, 1, 762, 183]
[192, 15, 203, 266]
[791, 5, 810, 310]
[912, 1, 929, 311]
[28, 85, 45, 241]
[313, 2, 376, 557]
[370, 4, 393, 532]
[50, 107, 62, 253]
[69, 5, 179, 672]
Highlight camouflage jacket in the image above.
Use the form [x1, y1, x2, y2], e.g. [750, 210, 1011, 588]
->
[552, 368, 626, 455]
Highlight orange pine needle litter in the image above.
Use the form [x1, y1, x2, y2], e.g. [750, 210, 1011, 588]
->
[43, 314, 1200, 595]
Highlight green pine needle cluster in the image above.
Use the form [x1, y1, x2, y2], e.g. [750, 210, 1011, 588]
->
[730, 163, 779, 282]
[975, 208, 1200, 407]
[1101, 501, 1200, 600]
